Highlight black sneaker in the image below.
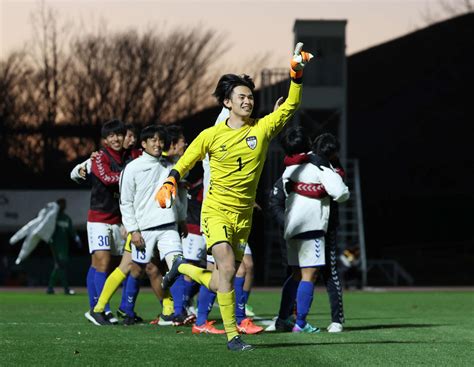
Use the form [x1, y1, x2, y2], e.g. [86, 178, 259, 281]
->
[104, 311, 119, 325]
[275, 317, 294, 332]
[227, 335, 254, 352]
[172, 313, 196, 326]
[161, 255, 186, 290]
[123, 316, 136, 326]
[117, 308, 127, 319]
[85, 309, 112, 326]
[134, 314, 144, 323]
[117, 308, 144, 323]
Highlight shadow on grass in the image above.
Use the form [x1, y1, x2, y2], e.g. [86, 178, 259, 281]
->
[347, 316, 420, 320]
[345, 323, 443, 331]
[256, 340, 430, 349]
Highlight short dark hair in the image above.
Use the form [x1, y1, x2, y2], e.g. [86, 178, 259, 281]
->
[101, 119, 126, 139]
[139, 125, 162, 143]
[312, 133, 340, 158]
[280, 125, 311, 156]
[154, 124, 167, 144]
[125, 123, 138, 137]
[56, 198, 66, 211]
[213, 74, 255, 107]
[163, 125, 184, 151]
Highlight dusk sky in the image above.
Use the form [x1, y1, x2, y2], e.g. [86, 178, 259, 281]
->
[1, 0, 451, 70]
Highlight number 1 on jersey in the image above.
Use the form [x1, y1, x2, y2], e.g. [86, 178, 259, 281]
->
[237, 157, 243, 171]
[223, 225, 228, 238]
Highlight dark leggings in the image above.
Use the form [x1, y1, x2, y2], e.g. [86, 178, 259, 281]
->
[319, 229, 345, 324]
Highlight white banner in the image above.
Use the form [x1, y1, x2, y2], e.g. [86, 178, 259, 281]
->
[0, 190, 91, 231]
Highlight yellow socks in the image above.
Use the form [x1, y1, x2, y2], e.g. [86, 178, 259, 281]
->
[93, 268, 126, 313]
[162, 290, 174, 316]
[217, 290, 239, 341]
[178, 264, 211, 289]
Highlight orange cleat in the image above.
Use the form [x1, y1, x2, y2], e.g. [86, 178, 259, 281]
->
[149, 318, 159, 325]
[192, 320, 226, 335]
[237, 318, 264, 334]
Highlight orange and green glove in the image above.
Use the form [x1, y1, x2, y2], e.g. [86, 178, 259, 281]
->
[290, 42, 314, 79]
[155, 176, 177, 208]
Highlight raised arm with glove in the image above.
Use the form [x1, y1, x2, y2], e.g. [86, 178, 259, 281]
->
[290, 42, 314, 80]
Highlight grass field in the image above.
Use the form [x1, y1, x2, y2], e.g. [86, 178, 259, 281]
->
[1, 288, 473, 366]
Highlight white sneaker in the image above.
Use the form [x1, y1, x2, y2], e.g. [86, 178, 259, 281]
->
[245, 304, 256, 317]
[187, 305, 197, 316]
[327, 322, 343, 333]
[264, 316, 278, 332]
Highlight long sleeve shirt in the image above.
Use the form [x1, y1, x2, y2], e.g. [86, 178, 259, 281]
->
[173, 80, 302, 212]
[119, 152, 186, 233]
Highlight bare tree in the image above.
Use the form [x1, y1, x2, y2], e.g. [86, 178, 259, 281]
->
[24, 1, 72, 173]
[62, 26, 225, 127]
[1, 5, 229, 176]
[0, 52, 34, 127]
[0, 53, 34, 169]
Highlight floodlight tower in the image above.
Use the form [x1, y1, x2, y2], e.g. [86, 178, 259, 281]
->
[293, 20, 347, 163]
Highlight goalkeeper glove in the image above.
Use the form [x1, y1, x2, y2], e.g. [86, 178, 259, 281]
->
[156, 176, 177, 208]
[290, 42, 314, 79]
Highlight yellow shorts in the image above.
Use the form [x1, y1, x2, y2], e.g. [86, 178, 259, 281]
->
[124, 233, 132, 253]
[201, 203, 253, 262]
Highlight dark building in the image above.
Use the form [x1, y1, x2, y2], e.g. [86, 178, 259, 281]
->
[347, 13, 474, 284]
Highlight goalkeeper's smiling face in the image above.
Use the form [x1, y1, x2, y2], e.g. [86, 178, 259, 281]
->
[225, 85, 254, 118]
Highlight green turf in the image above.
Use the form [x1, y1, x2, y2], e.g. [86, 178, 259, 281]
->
[1, 289, 473, 366]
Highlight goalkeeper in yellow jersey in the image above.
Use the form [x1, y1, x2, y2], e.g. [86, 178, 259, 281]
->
[156, 42, 313, 351]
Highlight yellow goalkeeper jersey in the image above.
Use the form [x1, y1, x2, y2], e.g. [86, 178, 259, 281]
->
[174, 80, 302, 211]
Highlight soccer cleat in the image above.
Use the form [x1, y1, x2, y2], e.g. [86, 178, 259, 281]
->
[116, 308, 127, 318]
[150, 313, 173, 326]
[117, 309, 144, 323]
[133, 314, 144, 323]
[161, 255, 186, 290]
[245, 304, 256, 317]
[264, 316, 278, 332]
[85, 309, 112, 326]
[275, 316, 295, 332]
[64, 289, 76, 295]
[186, 305, 198, 317]
[227, 335, 255, 352]
[105, 311, 119, 325]
[192, 320, 226, 334]
[327, 322, 343, 333]
[237, 318, 264, 334]
[292, 322, 320, 333]
[172, 313, 196, 326]
[46, 288, 55, 295]
[123, 316, 136, 326]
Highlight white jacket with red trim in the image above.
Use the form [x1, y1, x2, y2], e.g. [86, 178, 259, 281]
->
[282, 154, 349, 239]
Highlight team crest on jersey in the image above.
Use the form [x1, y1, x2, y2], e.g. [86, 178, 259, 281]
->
[246, 136, 257, 150]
